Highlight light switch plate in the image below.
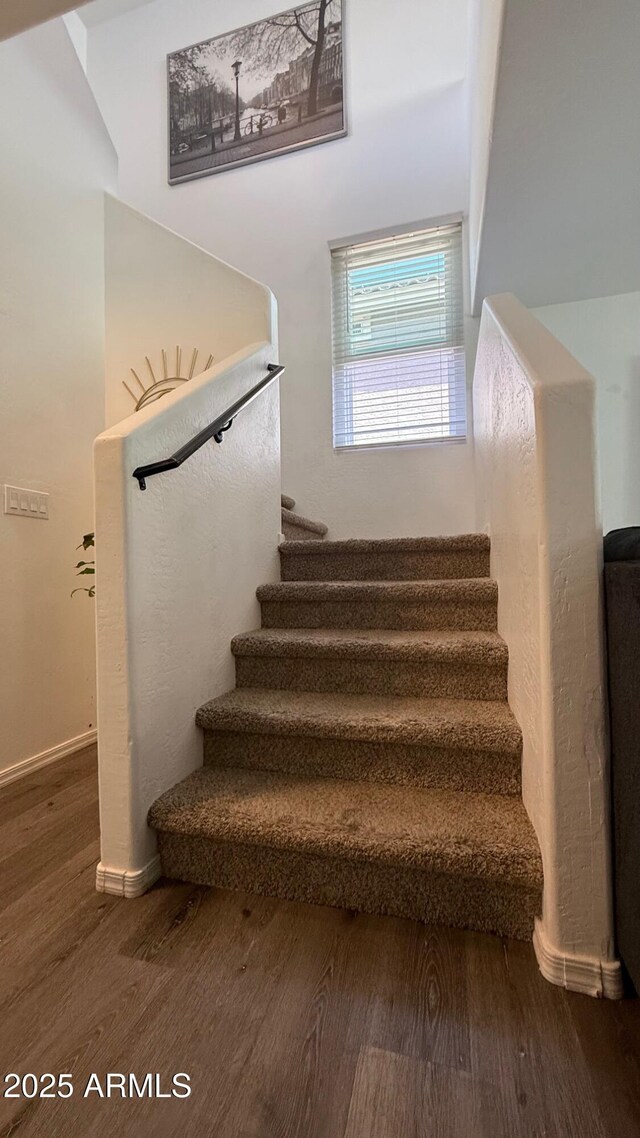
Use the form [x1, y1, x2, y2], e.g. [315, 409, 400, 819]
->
[4, 484, 49, 519]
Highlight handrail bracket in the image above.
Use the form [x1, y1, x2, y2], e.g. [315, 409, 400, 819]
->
[132, 364, 284, 490]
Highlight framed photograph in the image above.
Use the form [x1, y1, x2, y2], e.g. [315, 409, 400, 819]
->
[168, 0, 346, 185]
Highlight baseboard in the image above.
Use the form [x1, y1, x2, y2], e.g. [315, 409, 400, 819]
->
[533, 918, 623, 999]
[96, 855, 162, 898]
[0, 729, 97, 788]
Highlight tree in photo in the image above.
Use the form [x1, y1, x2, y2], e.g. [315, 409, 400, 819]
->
[169, 45, 208, 133]
[169, 44, 209, 97]
[229, 0, 335, 119]
[169, 45, 238, 137]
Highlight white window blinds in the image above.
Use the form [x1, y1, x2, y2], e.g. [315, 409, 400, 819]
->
[331, 223, 466, 449]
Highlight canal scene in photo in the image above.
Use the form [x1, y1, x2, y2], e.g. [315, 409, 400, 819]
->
[168, 0, 345, 183]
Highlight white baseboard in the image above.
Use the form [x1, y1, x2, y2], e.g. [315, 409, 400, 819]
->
[0, 729, 97, 789]
[533, 919, 623, 999]
[96, 855, 162, 898]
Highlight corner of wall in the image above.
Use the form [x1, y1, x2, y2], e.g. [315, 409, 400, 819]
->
[62, 10, 88, 73]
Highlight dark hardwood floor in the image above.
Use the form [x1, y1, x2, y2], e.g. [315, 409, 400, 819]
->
[0, 748, 639, 1137]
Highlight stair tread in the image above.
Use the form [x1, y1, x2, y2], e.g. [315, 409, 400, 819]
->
[281, 507, 328, 536]
[196, 687, 521, 754]
[149, 766, 541, 889]
[280, 494, 295, 511]
[232, 627, 507, 664]
[258, 578, 497, 600]
[279, 534, 489, 556]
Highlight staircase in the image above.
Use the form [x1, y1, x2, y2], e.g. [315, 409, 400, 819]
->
[149, 497, 542, 940]
[281, 493, 328, 541]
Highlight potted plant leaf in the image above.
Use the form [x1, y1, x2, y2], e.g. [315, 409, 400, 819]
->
[72, 532, 95, 597]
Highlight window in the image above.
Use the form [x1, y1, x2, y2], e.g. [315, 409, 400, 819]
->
[330, 223, 466, 449]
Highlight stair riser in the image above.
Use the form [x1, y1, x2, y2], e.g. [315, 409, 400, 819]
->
[260, 599, 498, 631]
[280, 551, 490, 582]
[202, 730, 522, 796]
[234, 655, 507, 701]
[156, 831, 539, 940]
[282, 521, 325, 542]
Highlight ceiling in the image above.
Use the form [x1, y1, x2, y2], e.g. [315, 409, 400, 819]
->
[0, 0, 88, 39]
[77, 0, 158, 26]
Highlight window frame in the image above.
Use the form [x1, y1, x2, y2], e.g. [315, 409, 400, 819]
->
[329, 215, 468, 453]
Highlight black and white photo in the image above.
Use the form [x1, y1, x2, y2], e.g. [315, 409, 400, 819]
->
[168, 0, 345, 183]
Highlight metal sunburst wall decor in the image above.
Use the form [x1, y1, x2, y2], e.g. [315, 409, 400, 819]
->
[123, 347, 215, 412]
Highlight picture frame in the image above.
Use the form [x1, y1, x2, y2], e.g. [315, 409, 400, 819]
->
[167, 0, 346, 184]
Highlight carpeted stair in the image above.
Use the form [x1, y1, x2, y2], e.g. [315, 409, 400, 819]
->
[280, 493, 328, 542]
[149, 521, 543, 941]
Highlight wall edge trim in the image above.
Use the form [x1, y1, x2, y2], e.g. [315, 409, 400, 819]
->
[0, 729, 97, 788]
[533, 918, 623, 1000]
[96, 856, 162, 898]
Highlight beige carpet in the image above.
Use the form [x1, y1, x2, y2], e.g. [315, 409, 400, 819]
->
[258, 579, 499, 631]
[149, 499, 542, 940]
[281, 507, 328, 541]
[231, 628, 508, 700]
[280, 495, 328, 540]
[280, 533, 490, 581]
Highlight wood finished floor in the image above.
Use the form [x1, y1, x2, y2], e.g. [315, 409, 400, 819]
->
[0, 748, 639, 1137]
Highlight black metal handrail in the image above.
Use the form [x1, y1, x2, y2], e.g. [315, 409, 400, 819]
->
[132, 363, 285, 490]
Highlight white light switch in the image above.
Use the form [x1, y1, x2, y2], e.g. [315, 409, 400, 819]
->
[4, 484, 49, 519]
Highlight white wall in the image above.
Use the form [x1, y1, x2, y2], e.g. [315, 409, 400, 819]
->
[0, 19, 117, 778]
[474, 294, 620, 998]
[532, 291, 640, 536]
[473, 0, 640, 311]
[80, 0, 158, 26]
[96, 196, 278, 887]
[86, 0, 476, 539]
[95, 347, 280, 888]
[105, 196, 274, 426]
[466, 0, 504, 305]
[63, 10, 88, 71]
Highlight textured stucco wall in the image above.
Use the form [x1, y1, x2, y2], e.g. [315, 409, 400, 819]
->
[95, 342, 280, 882]
[474, 293, 620, 996]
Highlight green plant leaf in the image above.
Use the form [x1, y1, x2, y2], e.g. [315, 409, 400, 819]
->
[73, 533, 96, 598]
